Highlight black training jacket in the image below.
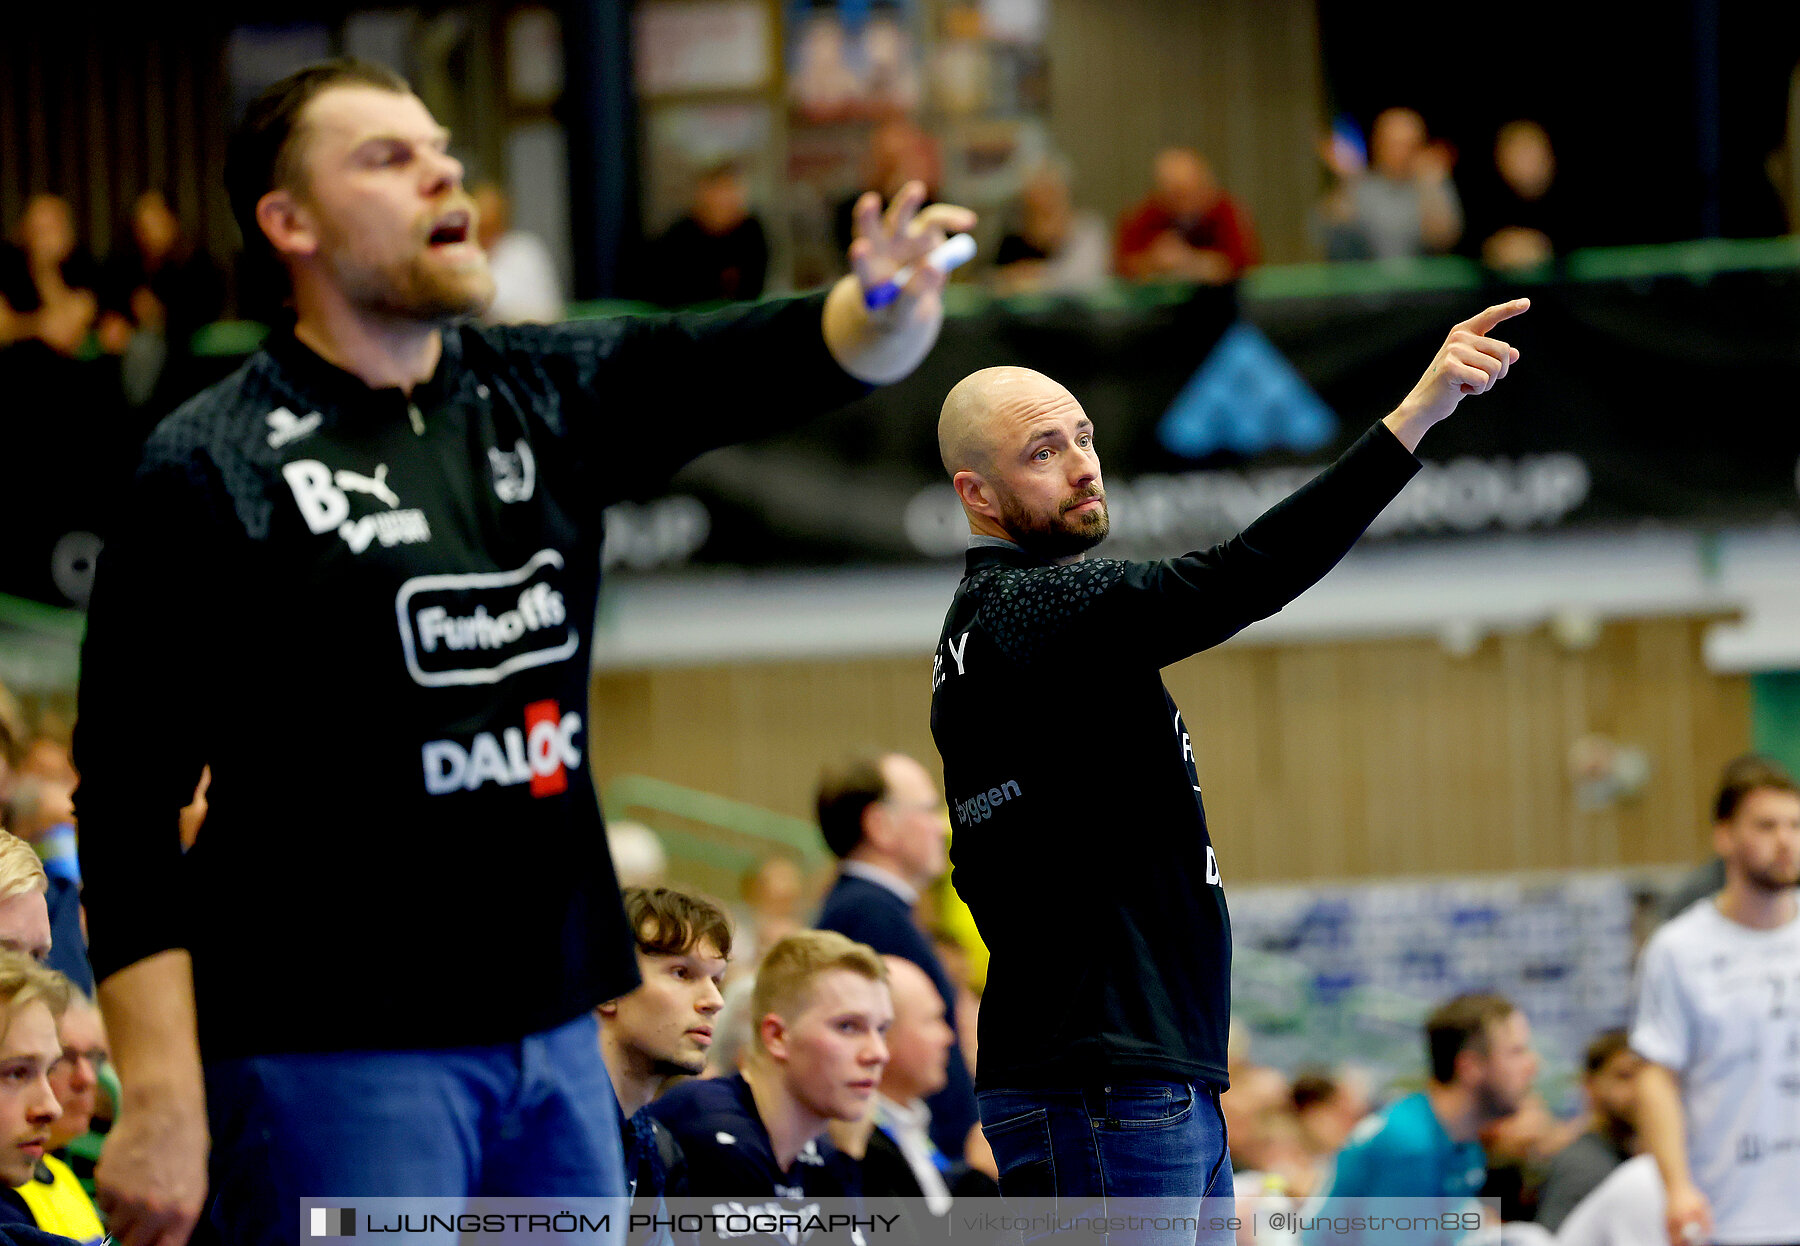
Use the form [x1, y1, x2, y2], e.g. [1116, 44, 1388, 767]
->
[72, 292, 865, 1061]
[929, 425, 1420, 1090]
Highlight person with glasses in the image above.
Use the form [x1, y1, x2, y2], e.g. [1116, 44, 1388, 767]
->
[45, 993, 109, 1196]
[813, 754, 977, 1167]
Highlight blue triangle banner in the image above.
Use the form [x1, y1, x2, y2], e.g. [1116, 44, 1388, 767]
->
[1157, 321, 1339, 458]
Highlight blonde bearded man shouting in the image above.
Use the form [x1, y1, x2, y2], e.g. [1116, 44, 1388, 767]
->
[72, 58, 973, 1246]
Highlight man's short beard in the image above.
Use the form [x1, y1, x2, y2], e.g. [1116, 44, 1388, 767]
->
[1474, 1080, 1521, 1124]
[324, 235, 494, 323]
[1742, 860, 1800, 895]
[360, 257, 493, 322]
[652, 1051, 707, 1080]
[998, 488, 1110, 560]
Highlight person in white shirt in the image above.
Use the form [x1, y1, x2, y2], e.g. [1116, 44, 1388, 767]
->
[1631, 755, 1800, 1246]
[471, 182, 564, 324]
[1554, 1155, 1668, 1246]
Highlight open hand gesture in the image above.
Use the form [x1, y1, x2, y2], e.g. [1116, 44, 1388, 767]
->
[846, 181, 977, 316]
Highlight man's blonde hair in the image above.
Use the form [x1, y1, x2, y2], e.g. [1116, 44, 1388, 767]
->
[751, 930, 887, 1041]
[0, 831, 47, 903]
[0, 949, 72, 1042]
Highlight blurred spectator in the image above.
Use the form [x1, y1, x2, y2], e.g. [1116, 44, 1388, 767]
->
[0, 694, 19, 812]
[1115, 148, 1260, 283]
[1553, 1154, 1666, 1246]
[992, 161, 1109, 295]
[929, 930, 980, 1075]
[737, 854, 809, 964]
[1236, 1106, 1323, 1202]
[8, 742, 78, 888]
[0, 837, 50, 965]
[702, 976, 758, 1079]
[0, 196, 99, 357]
[834, 120, 942, 254]
[645, 163, 770, 307]
[1315, 108, 1463, 260]
[1535, 1029, 1643, 1233]
[813, 752, 976, 1166]
[471, 182, 564, 325]
[96, 190, 226, 405]
[1, 778, 78, 888]
[1465, 121, 1569, 271]
[1655, 754, 1793, 923]
[45, 991, 109, 1186]
[605, 821, 669, 889]
[0, 830, 87, 999]
[789, 11, 865, 120]
[1480, 1090, 1581, 1223]
[1221, 1061, 1290, 1171]
[1291, 1067, 1370, 1160]
[1317, 994, 1538, 1204]
[15, 743, 73, 795]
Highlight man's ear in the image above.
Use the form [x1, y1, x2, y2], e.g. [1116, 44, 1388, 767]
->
[1711, 820, 1733, 859]
[597, 999, 619, 1019]
[256, 188, 319, 261]
[759, 1013, 788, 1063]
[953, 470, 997, 520]
[859, 798, 890, 853]
[1453, 1045, 1484, 1087]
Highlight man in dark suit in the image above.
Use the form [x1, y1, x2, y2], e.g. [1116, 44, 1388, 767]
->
[813, 754, 979, 1165]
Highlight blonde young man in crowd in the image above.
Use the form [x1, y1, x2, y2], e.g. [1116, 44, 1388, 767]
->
[0, 951, 104, 1244]
[0, 832, 89, 1010]
[0, 838, 50, 967]
[648, 931, 889, 1209]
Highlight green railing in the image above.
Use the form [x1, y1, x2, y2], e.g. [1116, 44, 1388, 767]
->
[0, 593, 84, 693]
[602, 773, 826, 896]
[555, 234, 1800, 326]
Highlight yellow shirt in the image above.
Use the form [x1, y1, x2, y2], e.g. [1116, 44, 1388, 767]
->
[13, 1154, 105, 1245]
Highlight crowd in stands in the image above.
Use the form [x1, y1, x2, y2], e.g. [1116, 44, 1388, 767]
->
[0, 655, 1795, 1243]
[0, 102, 1576, 368]
[574, 748, 1789, 1244]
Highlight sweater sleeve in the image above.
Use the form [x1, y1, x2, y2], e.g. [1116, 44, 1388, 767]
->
[980, 424, 1420, 670]
[486, 290, 871, 488]
[72, 452, 221, 983]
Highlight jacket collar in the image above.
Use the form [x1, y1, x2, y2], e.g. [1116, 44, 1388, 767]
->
[261, 319, 470, 420]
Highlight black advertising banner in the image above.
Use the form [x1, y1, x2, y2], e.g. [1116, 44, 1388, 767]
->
[652, 271, 1800, 570]
[5, 270, 1800, 608]
[663, 272, 1800, 570]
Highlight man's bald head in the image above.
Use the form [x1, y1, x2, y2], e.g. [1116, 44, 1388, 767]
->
[937, 366, 1076, 477]
[936, 366, 1108, 559]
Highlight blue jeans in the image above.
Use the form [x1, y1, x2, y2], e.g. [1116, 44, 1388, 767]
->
[978, 1080, 1235, 1245]
[204, 1012, 624, 1246]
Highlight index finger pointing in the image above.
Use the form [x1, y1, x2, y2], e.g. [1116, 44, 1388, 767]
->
[1459, 297, 1531, 335]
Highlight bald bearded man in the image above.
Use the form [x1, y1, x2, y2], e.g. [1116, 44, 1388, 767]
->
[928, 301, 1528, 1234]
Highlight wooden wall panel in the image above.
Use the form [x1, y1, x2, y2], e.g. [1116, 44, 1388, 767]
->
[1046, 0, 1326, 264]
[590, 616, 1751, 884]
